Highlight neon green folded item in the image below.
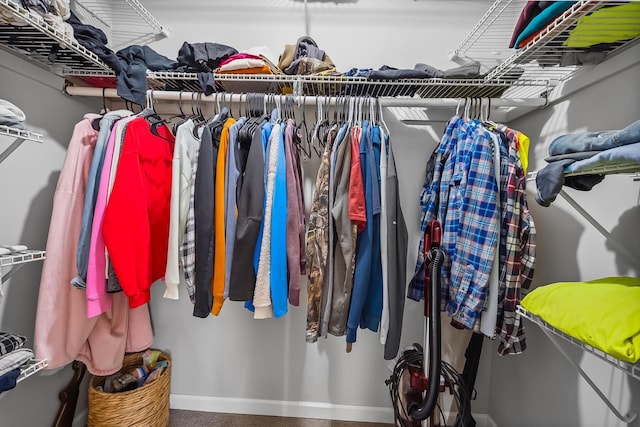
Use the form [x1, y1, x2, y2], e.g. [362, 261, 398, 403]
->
[521, 277, 640, 363]
[564, 3, 640, 48]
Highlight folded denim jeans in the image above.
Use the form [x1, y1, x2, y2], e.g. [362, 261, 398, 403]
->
[549, 119, 640, 156]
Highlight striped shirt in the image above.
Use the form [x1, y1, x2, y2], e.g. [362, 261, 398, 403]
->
[496, 126, 536, 355]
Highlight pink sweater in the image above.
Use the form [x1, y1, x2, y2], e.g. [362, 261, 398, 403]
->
[34, 114, 153, 375]
[85, 119, 118, 317]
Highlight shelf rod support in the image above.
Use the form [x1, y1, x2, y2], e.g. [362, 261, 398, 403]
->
[540, 326, 638, 423]
[558, 188, 640, 272]
[0, 137, 25, 164]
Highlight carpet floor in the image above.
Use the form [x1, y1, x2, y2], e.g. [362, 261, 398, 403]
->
[169, 410, 394, 427]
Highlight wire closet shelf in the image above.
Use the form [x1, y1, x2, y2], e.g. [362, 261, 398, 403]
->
[0, 0, 168, 74]
[517, 306, 640, 382]
[453, 0, 640, 84]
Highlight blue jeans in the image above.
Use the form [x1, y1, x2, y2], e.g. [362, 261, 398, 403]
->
[549, 119, 640, 155]
[71, 112, 129, 289]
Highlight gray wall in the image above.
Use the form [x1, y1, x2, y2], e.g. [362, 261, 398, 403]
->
[487, 45, 640, 427]
[0, 51, 99, 426]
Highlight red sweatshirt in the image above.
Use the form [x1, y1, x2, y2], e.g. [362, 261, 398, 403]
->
[103, 117, 175, 308]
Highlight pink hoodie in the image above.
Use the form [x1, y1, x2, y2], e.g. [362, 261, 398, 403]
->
[34, 114, 153, 375]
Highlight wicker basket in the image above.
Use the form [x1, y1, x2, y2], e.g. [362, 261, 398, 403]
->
[88, 350, 171, 427]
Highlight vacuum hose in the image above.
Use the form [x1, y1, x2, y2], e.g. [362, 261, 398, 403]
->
[408, 247, 444, 421]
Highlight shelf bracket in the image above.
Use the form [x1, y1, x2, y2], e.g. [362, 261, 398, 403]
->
[558, 188, 640, 272]
[0, 263, 25, 286]
[0, 137, 25, 164]
[540, 326, 638, 423]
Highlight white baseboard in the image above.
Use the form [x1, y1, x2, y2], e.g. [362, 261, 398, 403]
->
[170, 394, 497, 426]
[171, 394, 395, 423]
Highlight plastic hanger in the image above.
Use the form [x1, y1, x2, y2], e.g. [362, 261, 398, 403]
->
[464, 97, 471, 121]
[377, 98, 390, 139]
[309, 97, 324, 157]
[481, 98, 498, 129]
[170, 90, 190, 134]
[91, 87, 107, 131]
[237, 93, 268, 150]
[295, 95, 312, 160]
[145, 91, 174, 143]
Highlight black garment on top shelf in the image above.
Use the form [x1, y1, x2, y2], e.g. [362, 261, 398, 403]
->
[172, 42, 238, 72]
[67, 12, 177, 106]
[369, 65, 444, 80]
[115, 45, 177, 107]
[368, 61, 484, 81]
[171, 42, 238, 94]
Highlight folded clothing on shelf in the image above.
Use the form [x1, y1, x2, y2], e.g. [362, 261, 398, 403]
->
[0, 332, 27, 357]
[278, 36, 336, 75]
[0, 348, 34, 377]
[548, 119, 640, 156]
[0, 99, 26, 130]
[0, 245, 29, 256]
[513, 1, 577, 49]
[563, 2, 640, 48]
[521, 276, 640, 363]
[0, 367, 21, 394]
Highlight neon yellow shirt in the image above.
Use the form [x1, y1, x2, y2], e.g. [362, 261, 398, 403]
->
[564, 3, 640, 48]
[516, 131, 530, 175]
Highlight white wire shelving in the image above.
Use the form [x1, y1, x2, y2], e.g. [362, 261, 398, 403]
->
[4, 0, 639, 109]
[62, 1, 640, 103]
[0, 125, 44, 164]
[528, 162, 640, 273]
[16, 358, 48, 384]
[0, 250, 46, 268]
[63, 69, 552, 100]
[564, 161, 640, 177]
[517, 305, 639, 422]
[0, 0, 111, 73]
[0, 357, 48, 399]
[452, 0, 640, 98]
[517, 305, 640, 382]
[70, 0, 170, 50]
[0, 0, 168, 75]
[0, 250, 46, 285]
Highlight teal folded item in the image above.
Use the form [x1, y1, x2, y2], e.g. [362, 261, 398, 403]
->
[514, 1, 577, 48]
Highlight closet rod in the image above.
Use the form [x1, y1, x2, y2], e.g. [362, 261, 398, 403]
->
[63, 86, 548, 109]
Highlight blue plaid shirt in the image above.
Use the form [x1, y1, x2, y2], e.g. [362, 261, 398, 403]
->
[409, 117, 461, 302]
[410, 117, 499, 329]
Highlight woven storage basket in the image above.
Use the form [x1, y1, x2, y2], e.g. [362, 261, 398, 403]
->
[88, 350, 171, 427]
